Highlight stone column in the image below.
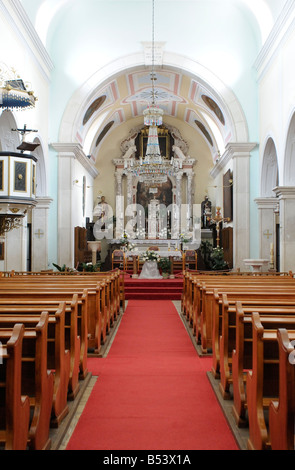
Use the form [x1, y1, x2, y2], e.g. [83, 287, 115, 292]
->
[273, 186, 295, 272]
[187, 172, 193, 231]
[254, 197, 277, 267]
[211, 143, 257, 270]
[172, 171, 183, 238]
[31, 197, 53, 271]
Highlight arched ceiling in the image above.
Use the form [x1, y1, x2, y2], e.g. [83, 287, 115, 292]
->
[78, 65, 231, 162]
[19, 0, 287, 164]
[21, 0, 284, 47]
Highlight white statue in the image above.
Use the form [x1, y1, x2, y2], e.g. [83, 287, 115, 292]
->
[122, 145, 137, 159]
[172, 145, 187, 161]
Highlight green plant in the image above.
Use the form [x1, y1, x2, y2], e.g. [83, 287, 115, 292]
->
[82, 262, 101, 272]
[157, 257, 171, 273]
[52, 263, 67, 272]
[210, 247, 228, 271]
[200, 240, 213, 269]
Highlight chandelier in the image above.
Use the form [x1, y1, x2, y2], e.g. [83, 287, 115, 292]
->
[125, 0, 182, 184]
[0, 64, 37, 111]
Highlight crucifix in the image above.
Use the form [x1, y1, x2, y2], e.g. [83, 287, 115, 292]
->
[208, 207, 230, 248]
[12, 124, 39, 153]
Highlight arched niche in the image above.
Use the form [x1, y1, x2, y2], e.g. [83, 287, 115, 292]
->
[284, 111, 295, 186]
[261, 137, 279, 197]
[0, 110, 20, 151]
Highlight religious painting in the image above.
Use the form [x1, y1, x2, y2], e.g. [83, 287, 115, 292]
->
[201, 95, 225, 126]
[136, 127, 171, 159]
[223, 169, 233, 221]
[0, 242, 4, 260]
[137, 179, 173, 214]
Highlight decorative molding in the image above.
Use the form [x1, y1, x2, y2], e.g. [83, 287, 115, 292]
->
[35, 196, 53, 209]
[51, 143, 99, 179]
[210, 142, 257, 179]
[273, 185, 295, 198]
[254, 197, 278, 210]
[254, 0, 295, 82]
[0, 0, 54, 81]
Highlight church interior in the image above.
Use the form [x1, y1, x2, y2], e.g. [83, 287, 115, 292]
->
[1, 0, 295, 453]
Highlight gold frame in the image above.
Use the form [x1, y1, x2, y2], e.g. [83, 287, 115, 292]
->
[140, 127, 170, 160]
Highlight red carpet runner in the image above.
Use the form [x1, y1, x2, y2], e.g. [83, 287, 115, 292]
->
[66, 300, 238, 450]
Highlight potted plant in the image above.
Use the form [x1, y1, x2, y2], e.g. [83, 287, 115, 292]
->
[210, 247, 228, 271]
[157, 257, 171, 278]
[82, 262, 101, 272]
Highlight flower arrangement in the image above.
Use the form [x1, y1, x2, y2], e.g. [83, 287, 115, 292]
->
[157, 257, 171, 274]
[179, 232, 192, 244]
[141, 250, 161, 262]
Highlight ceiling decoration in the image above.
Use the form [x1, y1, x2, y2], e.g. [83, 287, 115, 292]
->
[83, 95, 107, 126]
[201, 95, 225, 126]
[195, 120, 214, 147]
[95, 121, 115, 148]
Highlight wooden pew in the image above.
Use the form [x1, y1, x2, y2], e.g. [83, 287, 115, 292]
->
[0, 293, 86, 385]
[246, 312, 295, 450]
[0, 278, 110, 354]
[5, 269, 122, 319]
[182, 271, 294, 326]
[200, 284, 295, 353]
[269, 328, 295, 450]
[218, 295, 295, 399]
[0, 286, 91, 354]
[0, 312, 54, 450]
[0, 303, 71, 426]
[0, 324, 30, 450]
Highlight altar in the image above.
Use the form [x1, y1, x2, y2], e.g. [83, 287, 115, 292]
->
[125, 247, 182, 278]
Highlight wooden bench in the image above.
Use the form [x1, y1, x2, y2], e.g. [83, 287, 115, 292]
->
[0, 275, 118, 353]
[0, 293, 87, 382]
[269, 328, 295, 450]
[0, 324, 30, 450]
[182, 274, 295, 344]
[218, 295, 295, 399]
[200, 284, 295, 353]
[0, 312, 54, 450]
[246, 312, 295, 450]
[0, 304, 71, 426]
[181, 270, 293, 321]
[5, 269, 123, 320]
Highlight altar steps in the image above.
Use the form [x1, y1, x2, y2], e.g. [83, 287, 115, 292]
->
[124, 277, 183, 300]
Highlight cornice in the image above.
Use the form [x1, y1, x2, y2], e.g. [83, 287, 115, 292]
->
[0, 0, 54, 81]
[273, 186, 295, 198]
[51, 143, 99, 179]
[210, 142, 257, 179]
[254, 0, 295, 82]
[254, 197, 278, 209]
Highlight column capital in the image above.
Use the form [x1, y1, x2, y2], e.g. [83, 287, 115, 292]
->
[254, 197, 278, 210]
[211, 142, 257, 179]
[51, 142, 99, 178]
[273, 186, 295, 198]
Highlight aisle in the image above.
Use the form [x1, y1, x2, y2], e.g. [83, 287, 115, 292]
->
[66, 300, 238, 450]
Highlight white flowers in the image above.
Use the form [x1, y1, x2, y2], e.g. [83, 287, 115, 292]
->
[141, 250, 161, 262]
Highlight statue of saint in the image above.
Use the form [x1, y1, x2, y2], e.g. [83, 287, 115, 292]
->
[201, 195, 212, 228]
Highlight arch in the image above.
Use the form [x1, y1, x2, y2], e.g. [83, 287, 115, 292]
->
[284, 111, 295, 186]
[33, 137, 47, 197]
[261, 137, 279, 197]
[58, 52, 249, 150]
[0, 110, 20, 151]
